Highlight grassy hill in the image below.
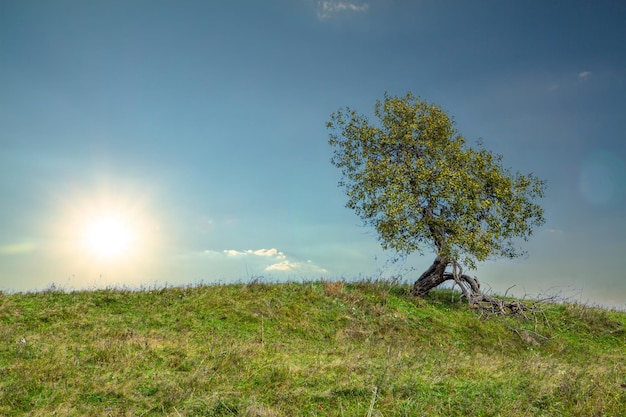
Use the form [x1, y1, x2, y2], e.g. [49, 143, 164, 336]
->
[1, 280, 624, 416]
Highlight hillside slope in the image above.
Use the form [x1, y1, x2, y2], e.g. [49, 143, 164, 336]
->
[1, 281, 625, 416]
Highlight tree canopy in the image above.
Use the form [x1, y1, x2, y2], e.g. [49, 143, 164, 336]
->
[328, 92, 546, 303]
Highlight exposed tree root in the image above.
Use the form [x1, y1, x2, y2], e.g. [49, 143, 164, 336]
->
[449, 265, 528, 315]
[411, 258, 529, 316]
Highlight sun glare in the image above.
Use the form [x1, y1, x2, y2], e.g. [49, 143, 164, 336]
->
[83, 215, 136, 260]
[54, 185, 162, 282]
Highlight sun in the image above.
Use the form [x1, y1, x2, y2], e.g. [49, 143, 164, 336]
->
[51, 185, 163, 285]
[83, 215, 136, 260]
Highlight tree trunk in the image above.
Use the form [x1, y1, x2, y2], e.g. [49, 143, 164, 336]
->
[410, 256, 449, 297]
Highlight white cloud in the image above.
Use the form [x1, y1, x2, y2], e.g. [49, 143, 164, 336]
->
[249, 248, 286, 258]
[578, 71, 592, 80]
[266, 260, 296, 271]
[222, 248, 286, 258]
[317, 1, 369, 19]
[223, 249, 245, 256]
[206, 247, 328, 275]
[266, 259, 329, 274]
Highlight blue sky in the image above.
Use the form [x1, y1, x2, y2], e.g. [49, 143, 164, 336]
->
[1, 1, 625, 308]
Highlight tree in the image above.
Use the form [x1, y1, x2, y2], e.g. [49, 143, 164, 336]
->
[327, 92, 546, 311]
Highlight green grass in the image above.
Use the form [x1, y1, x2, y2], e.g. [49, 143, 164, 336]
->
[1, 280, 624, 416]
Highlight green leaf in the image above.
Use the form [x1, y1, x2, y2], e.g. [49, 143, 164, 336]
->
[328, 92, 546, 269]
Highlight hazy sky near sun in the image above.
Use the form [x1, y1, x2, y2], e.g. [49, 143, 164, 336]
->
[1, 1, 625, 308]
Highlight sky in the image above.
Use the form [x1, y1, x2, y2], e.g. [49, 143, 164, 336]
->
[1, 1, 625, 308]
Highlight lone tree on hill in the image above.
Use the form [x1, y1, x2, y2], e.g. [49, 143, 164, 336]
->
[327, 92, 546, 312]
